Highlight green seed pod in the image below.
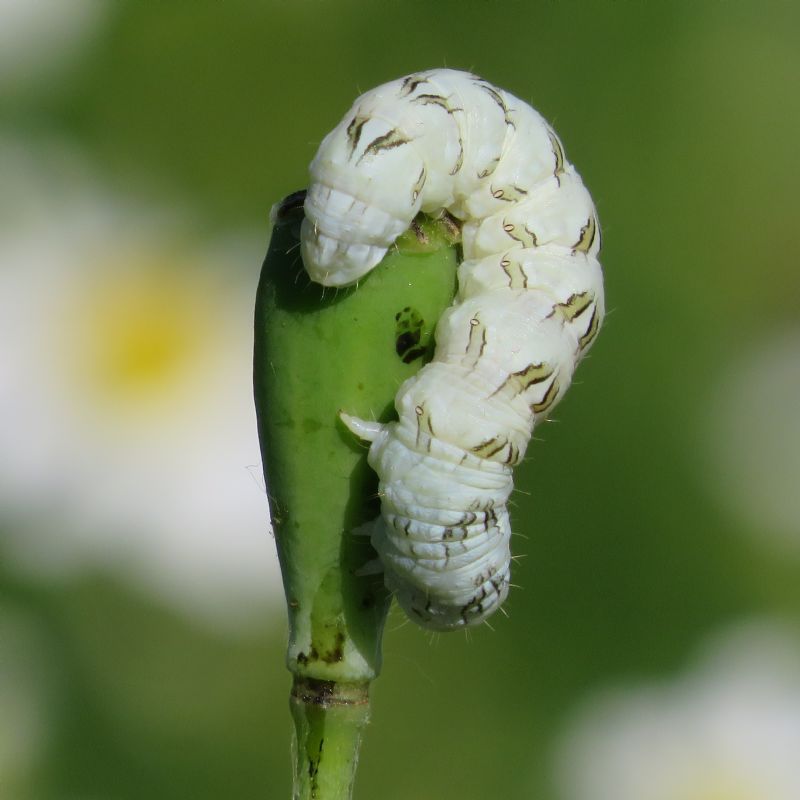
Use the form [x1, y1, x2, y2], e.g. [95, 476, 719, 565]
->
[254, 192, 459, 798]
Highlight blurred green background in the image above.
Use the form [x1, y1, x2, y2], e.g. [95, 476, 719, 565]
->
[1, 1, 799, 798]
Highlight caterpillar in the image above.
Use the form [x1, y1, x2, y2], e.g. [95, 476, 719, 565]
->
[301, 68, 604, 631]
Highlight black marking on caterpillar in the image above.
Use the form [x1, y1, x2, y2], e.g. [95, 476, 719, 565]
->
[491, 184, 530, 202]
[411, 93, 463, 115]
[399, 74, 429, 97]
[491, 362, 556, 401]
[500, 254, 529, 289]
[357, 128, 412, 165]
[578, 305, 601, 351]
[548, 291, 594, 323]
[463, 315, 488, 369]
[301, 68, 605, 631]
[572, 215, 598, 255]
[346, 113, 370, 159]
[548, 129, 566, 184]
[450, 139, 465, 176]
[531, 376, 561, 415]
[474, 79, 516, 129]
[411, 167, 427, 204]
[477, 157, 501, 180]
[503, 221, 538, 249]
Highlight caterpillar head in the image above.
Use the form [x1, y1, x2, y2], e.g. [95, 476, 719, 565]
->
[300, 193, 393, 287]
[302, 112, 427, 286]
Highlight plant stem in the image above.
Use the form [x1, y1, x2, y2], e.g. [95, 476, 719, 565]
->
[290, 678, 370, 800]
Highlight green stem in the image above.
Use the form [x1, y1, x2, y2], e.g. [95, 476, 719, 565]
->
[290, 678, 370, 800]
[254, 194, 459, 798]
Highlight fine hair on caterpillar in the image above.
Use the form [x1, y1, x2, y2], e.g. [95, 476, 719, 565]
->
[301, 68, 604, 631]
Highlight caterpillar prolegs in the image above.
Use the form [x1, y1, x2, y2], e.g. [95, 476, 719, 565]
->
[302, 68, 604, 631]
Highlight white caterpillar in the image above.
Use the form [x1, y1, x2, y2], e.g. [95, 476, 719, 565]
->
[301, 68, 604, 630]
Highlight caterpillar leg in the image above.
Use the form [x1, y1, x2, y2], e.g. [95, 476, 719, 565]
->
[340, 412, 383, 442]
[350, 518, 378, 538]
[354, 558, 384, 577]
[341, 428, 385, 579]
[351, 518, 385, 576]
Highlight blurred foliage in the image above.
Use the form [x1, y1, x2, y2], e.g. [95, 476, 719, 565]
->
[1, 1, 799, 798]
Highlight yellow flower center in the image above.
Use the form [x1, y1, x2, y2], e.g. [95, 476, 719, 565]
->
[67, 256, 217, 411]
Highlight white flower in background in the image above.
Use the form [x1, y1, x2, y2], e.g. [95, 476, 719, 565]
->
[553, 621, 800, 800]
[0, 0, 107, 93]
[700, 329, 800, 555]
[0, 139, 282, 633]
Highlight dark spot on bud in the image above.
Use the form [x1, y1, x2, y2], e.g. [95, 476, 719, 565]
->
[395, 306, 430, 363]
